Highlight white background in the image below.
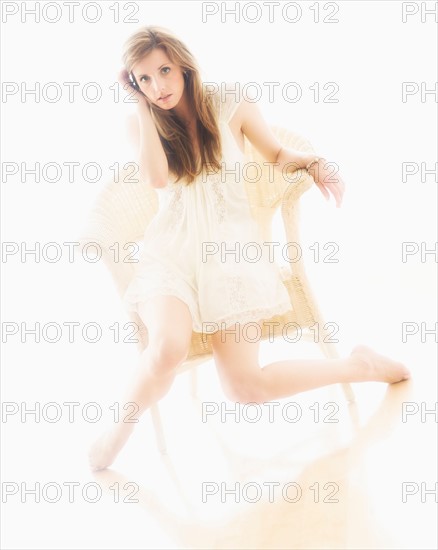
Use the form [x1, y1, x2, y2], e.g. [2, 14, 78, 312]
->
[1, 1, 437, 549]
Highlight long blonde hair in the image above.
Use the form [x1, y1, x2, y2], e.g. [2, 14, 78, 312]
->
[122, 26, 222, 185]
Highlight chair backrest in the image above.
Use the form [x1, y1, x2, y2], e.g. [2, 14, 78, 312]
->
[79, 126, 318, 357]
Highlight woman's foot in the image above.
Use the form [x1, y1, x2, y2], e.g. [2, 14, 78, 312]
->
[350, 345, 411, 384]
[88, 423, 135, 472]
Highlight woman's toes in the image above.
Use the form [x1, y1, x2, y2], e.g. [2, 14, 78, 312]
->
[351, 345, 411, 384]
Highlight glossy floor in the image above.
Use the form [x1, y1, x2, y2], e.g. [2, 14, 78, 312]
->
[2, 336, 436, 549]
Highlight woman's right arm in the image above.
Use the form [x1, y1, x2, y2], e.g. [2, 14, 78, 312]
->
[119, 69, 169, 188]
[136, 100, 169, 188]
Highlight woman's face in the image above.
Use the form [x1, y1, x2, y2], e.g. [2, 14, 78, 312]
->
[132, 48, 185, 110]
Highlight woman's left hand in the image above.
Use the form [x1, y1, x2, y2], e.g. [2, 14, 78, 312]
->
[309, 159, 346, 208]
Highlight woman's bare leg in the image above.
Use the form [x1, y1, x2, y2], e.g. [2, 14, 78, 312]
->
[88, 295, 193, 471]
[211, 323, 411, 404]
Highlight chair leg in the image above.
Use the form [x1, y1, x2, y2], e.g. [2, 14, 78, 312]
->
[319, 340, 356, 404]
[340, 382, 356, 404]
[150, 403, 167, 455]
[190, 366, 198, 399]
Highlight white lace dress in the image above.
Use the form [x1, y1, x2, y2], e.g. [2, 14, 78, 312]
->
[123, 84, 292, 334]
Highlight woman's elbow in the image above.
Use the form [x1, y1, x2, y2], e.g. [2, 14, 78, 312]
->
[139, 168, 168, 188]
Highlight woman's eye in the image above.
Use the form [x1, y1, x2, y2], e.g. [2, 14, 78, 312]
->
[139, 68, 169, 83]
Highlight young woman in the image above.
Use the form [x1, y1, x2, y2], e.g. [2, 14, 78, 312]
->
[88, 26, 410, 471]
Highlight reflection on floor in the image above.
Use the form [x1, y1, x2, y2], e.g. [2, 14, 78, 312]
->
[2, 339, 437, 550]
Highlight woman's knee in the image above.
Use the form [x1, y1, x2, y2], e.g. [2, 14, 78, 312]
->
[147, 335, 190, 372]
[138, 295, 193, 374]
[221, 374, 268, 405]
[212, 336, 265, 404]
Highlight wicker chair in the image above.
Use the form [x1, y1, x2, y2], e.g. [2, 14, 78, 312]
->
[79, 126, 355, 454]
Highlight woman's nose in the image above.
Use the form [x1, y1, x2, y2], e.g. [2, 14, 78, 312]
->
[150, 77, 165, 96]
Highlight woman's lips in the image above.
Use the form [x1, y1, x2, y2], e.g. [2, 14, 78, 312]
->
[159, 94, 172, 102]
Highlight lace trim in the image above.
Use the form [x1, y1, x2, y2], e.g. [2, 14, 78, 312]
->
[206, 301, 293, 332]
[125, 280, 196, 317]
[209, 171, 227, 224]
[228, 275, 249, 311]
[137, 286, 194, 307]
[167, 183, 184, 231]
[125, 259, 185, 301]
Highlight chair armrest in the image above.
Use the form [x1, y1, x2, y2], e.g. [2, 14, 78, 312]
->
[282, 167, 314, 205]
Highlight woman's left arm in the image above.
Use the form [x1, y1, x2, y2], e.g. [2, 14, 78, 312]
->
[237, 98, 345, 207]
